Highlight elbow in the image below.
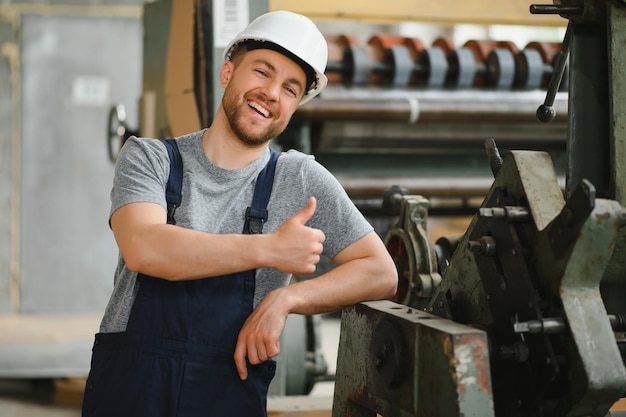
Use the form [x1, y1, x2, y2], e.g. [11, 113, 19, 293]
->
[122, 249, 183, 281]
[121, 248, 148, 275]
[123, 255, 176, 281]
[382, 268, 399, 300]
[114, 229, 153, 275]
[121, 247, 161, 277]
[375, 256, 399, 300]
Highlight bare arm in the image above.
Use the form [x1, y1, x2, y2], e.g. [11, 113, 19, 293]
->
[234, 230, 398, 379]
[270, 231, 398, 315]
[110, 197, 325, 280]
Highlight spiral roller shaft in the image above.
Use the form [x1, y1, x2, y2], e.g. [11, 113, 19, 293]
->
[322, 33, 567, 91]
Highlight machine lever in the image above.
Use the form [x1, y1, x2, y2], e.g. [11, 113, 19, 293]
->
[536, 22, 572, 123]
[529, 4, 583, 15]
[530, 0, 583, 123]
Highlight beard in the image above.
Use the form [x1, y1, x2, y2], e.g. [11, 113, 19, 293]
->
[221, 86, 289, 147]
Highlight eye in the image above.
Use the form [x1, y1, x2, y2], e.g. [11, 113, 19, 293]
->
[284, 85, 298, 97]
[255, 68, 268, 77]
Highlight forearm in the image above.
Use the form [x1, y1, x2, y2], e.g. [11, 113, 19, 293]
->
[120, 223, 266, 280]
[280, 258, 397, 315]
[112, 199, 325, 281]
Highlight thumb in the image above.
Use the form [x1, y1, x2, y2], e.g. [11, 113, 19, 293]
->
[290, 196, 316, 225]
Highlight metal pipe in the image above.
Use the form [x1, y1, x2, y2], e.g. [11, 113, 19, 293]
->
[293, 89, 568, 124]
[335, 175, 495, 198]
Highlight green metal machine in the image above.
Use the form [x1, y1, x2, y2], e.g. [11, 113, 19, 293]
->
[332, 1, 626, 416]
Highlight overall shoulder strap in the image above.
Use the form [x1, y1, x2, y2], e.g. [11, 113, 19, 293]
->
[162, 138, 183, 225]
[244, 148, 280, 234]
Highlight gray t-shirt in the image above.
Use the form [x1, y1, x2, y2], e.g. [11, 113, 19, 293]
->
[100, 129, 373, 333]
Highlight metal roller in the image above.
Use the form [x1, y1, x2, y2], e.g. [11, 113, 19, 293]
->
[341, 45, 372, 86]
[486, 48, 517, 89]
[525, 41, 566, 90]
[432, 36, 456, 54]
[464, 39, 519, 89]
[366, 34, 405, 85]
[401, 36, 426, 60]
[447, 47, 478, 88]
[433, 36, 477, 89]
[323, 33, 359, 85]
[383, 46, 414, 88]
[325, 34, 566, 91]
[515, 48, 545, 90]
[416, 46, 449, 88]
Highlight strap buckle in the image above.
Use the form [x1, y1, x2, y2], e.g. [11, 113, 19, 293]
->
[245, 207, 268, 234]
[167, 202, 180, 225]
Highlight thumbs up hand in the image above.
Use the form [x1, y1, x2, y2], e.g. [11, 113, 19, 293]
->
[267, 197, 325, 275]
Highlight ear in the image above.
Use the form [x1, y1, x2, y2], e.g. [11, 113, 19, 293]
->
[220, 61, 233, 88]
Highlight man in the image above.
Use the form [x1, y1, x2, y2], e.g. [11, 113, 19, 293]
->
[82, 10, 397, 417]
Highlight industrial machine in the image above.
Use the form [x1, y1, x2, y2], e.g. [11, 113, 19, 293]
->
[332, 0, 626, 416]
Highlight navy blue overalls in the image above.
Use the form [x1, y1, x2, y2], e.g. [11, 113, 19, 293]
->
[82, 140, 280, 417]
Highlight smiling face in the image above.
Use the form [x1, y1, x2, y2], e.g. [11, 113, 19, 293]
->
[220, 48, 307, 147]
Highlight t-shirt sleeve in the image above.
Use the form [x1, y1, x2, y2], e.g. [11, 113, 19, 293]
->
[302, 158, 374, 259]
[109, 136, 170, 220]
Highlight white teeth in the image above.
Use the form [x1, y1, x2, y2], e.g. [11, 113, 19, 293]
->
[248, 101, 270, 118]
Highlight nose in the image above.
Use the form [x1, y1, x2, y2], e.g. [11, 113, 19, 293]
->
[260, 79, 281, 101]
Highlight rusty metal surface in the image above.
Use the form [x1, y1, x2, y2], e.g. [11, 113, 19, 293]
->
[332, 301, 494, 417]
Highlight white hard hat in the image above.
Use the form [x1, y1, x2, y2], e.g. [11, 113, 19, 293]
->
[223, 10, 328, 104]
